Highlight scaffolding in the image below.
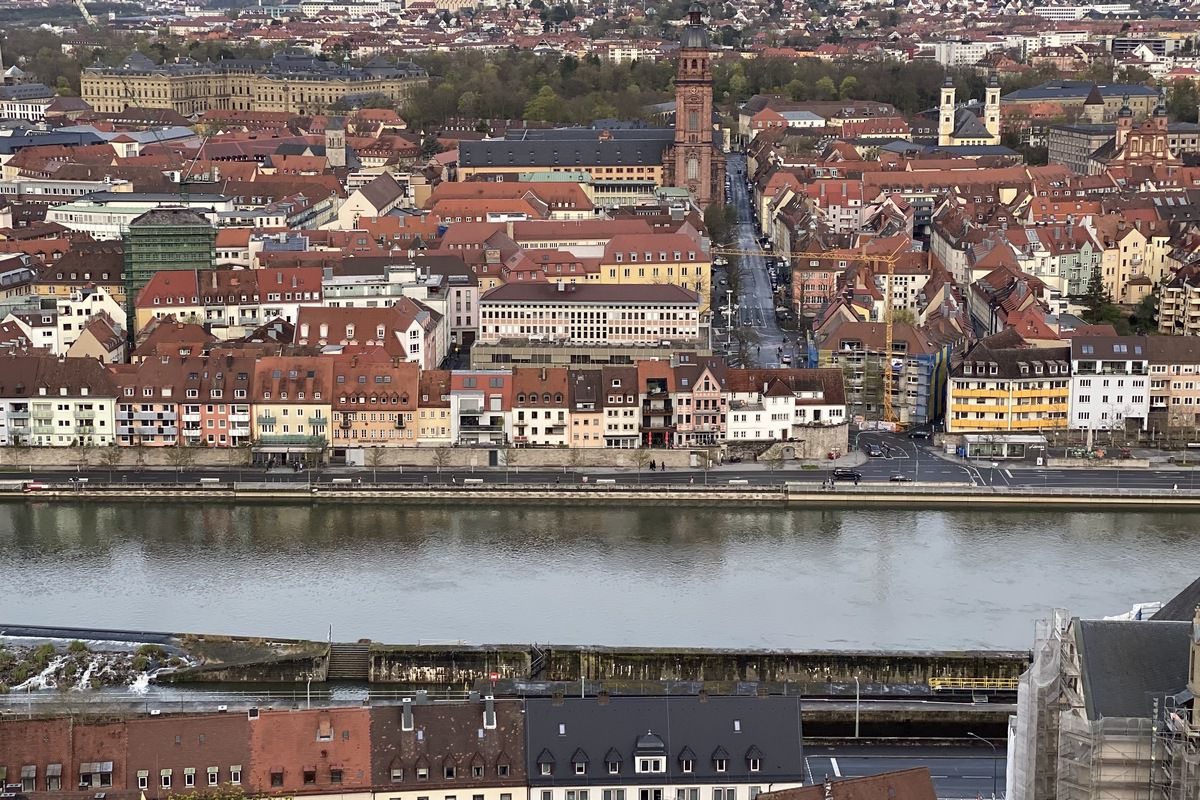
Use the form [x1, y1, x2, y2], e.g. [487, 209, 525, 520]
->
[1010, 609, 1070, 800]
[1152, 697, 1200, 800]
[1057, 712, 1158, 800]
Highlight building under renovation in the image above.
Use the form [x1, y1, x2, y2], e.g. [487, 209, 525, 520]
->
[1007, 597, 1199, 800]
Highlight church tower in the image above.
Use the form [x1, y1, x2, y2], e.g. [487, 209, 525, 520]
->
[938, 77, 956, 147]
[1115, 95, 1133, 150]
[1082, 84, 1105, 124]
[673, 2, 721, 206]
[984, 72, 1001, 142]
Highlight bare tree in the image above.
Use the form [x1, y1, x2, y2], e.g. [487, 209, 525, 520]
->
[367, 447, 386, 483]
[432, 446, 452, 473]
[567, 447, 586, 473]
[98, 446, 123, 483]
[165, 442, 197, 474]
[631, 448, 652, 483]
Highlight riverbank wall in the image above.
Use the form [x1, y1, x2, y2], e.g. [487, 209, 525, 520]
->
[8, 482, 1200, 508]
[142, 639, 1035, 690]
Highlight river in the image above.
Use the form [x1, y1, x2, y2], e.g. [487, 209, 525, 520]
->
[1, 501, 1194, 650]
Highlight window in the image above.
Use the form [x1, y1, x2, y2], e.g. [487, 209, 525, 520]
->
[304, 769, 317, 786]
[681, 760, 693, 774]
[162, 771, 173, 789]
[445, 766, 457, 780]
[185, 770, 196, 788]
[540, 764, 552, 776]
[391, 768, 404, 783]
[137, 773, 149, 791]
[575, 763, 586, 775]
[330, 770, 343, 784]
[473, 765, 484, 778]
[46, 766, 61, 792]
[748, 759, 761, 772]
[271, 771, 284, 788]
[608, 762, 620, 775]
[498, 765, 510, 778]
[715, 759, 728, 773]
[231, 767, 242, 785]
[208, 768, 219, 787]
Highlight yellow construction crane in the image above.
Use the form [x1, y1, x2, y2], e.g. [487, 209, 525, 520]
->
[711, 246, 902, 423]
[75, 0, 97, 26]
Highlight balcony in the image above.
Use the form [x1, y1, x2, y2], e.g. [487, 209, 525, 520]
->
[183, 413, 201, 423]
[257, 415, 277, 426]
[32, 424, 55, 435]
[231, 426, 251, 437]
[459, 424, 504, 434]
[230, 413, 250, 423]
[458, 400, 484, 414]
[134, 411, 177, 421]
[8, 411, 29, 420]
[255, 434, 327, 448]
[308, 417, 328, 427]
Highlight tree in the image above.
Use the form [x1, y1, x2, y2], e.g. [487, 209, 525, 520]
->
[366, 447, 386, 483]
[1167, 79, 1200, 122]
[631, 448, 652, 482]
[98, 446, 123, 483]
[567, 447, 586, 473]
[1082, 265, 1113, 324]
[165, 442, 197, 473]
[838, 75, 859, 100]
[814, 76, 837, 100]
[523, 85, 561, 122]
[432, 446, 452, 473]
[704, 201, 733, 244]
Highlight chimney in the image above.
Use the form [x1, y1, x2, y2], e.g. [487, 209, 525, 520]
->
[401, 698, 414, 731]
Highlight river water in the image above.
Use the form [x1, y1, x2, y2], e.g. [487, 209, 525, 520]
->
[1, 501, 1194, 650]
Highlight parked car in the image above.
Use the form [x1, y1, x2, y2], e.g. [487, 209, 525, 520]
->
[831, 468, 862, 481]
[889, 474, 913, 482]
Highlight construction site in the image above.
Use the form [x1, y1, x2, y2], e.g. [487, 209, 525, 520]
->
[1008, 607, 1200, 800]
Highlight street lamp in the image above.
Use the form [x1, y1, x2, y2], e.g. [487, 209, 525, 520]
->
[966, 731, 999, 799]
[853, 676, 860, 739]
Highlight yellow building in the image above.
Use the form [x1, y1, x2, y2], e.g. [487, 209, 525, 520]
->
[329, 355, 420, 449]
[32, 243, 126, 305]
[82, 52, 427, 116]
[600, 232, 711, 312]
[947, 339, 1071, 433]
[416, 369, 452, 445]
[1090, 216, 1172, 305]
[251, 356, 333, 464]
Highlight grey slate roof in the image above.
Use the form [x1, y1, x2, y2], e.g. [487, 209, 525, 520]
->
[1075, 619, 1192, 720]
[951, 108, 991, 140]
[1002, 80, 1159, 102]
[1153, 575, 1200, 622]
[0, 83, 54, 101]
[526, 696, 804, 786]
[461, 138, 673, 168]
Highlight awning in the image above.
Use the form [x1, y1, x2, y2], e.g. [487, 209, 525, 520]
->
[137, 771, 149, 779]
[302, 765, 317, 773]
[98, 763, 113, 774]
[206, 767, 220, 774]
[269, 767, 284, 774]
[183, 768, 196, 775]
[160, 769, 172, 777]
[230, 766, 242, 773]
[21, 766, 36, 779]
[47, 765, 63, 778]
[79, 764, 94, 774]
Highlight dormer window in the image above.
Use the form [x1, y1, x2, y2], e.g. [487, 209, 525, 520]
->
[680, 760, 693, 774]
[715, 759, 727, 773]
[749, 759, 760, 772]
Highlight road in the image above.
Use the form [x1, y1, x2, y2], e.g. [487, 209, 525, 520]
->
[720, 153, 794, 368]
[7, 432, 1200, 491]
[804, 744, 1006, 799]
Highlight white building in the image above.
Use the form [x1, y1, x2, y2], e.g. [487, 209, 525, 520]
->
[45, 192, 233, 240]
[725, 370, 847, 442]
[1069, 337, 1150, 432]
[0, 354, 117, 447]
[1031, 3, 1131, 19]
[478, 282, 702, 346]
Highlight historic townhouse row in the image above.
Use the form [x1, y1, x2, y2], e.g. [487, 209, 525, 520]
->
[0, 696, 804, 800]
[0, 354, 846, 450]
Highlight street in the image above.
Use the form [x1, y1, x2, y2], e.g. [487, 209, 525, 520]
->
[804, 743, 1006, 799]
[720, 153, 795, 368]
[9, 431, 1200, 491]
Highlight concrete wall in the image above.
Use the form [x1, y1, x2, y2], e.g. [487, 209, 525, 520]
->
[0, 446, 696, 470]
[369, 645, 530, 684]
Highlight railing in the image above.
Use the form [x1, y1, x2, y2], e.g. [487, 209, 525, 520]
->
[256, 416, 277, 425]
[929, 677, 1019, 691]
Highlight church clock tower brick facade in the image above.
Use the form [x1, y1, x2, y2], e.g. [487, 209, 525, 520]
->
[668, 2, 724, 206]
